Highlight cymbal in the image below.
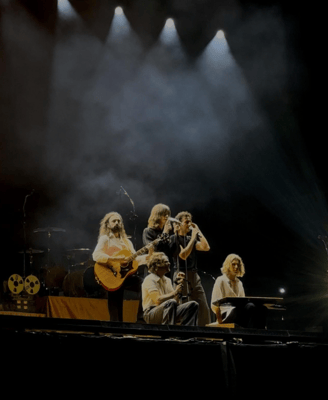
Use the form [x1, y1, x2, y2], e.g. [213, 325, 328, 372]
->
[72, 261, 88, 267]
[66, 248, 91, 253]
[19, 248, 44, 254]
[33, 227, 66, 233]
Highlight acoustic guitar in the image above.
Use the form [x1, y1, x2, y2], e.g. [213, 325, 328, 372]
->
[94, 234, 168, 291]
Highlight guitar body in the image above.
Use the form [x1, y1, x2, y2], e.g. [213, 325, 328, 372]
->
[94, 249, 139, 291]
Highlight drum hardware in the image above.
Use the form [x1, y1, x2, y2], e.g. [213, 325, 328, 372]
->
[18, 248, 44, 255]
[22, 189, 35, 277]
[65, 248, 92, 273]
[66, 248, 91, 253]
[17, 248, 44, 295]
[70, 261, 89, 270]
[62, 264, 106, 299]
[33, 227, 66, 270]
[18, 248, 44, 273]
[41, 265, 67, 294]
[33, 227, 66, 234]
[65, 248, 92, 265]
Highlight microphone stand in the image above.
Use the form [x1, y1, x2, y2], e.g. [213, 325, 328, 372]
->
[198, 268, 216, 282]
[174, 232, 192, 302]
[22, 190, 34, 278]
[182, 234, 193, 301]
[119, 186, 138, 249]
[174, 232, 185, 301]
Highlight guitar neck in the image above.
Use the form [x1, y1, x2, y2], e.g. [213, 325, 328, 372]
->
[127, 236, 165, 262]
[132, 246, 149, 259]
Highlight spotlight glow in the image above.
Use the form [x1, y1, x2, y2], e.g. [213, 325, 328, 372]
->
[108, 5, 130, 40]
[160, 18, 178, 45]
[216, 30, 225, 39]
[198, 26, 235, 72]
[115, 6, 123, 15]
[166, 18, 175, 29]
[279, 288, 286, 294]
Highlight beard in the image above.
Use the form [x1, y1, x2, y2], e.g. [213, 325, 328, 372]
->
[111, 225, 122, 234]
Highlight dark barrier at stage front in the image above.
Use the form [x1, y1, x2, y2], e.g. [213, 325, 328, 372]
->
[1, 325, 327, 396]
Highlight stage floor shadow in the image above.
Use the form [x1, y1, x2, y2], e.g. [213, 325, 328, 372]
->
[1, 312, 327, 397]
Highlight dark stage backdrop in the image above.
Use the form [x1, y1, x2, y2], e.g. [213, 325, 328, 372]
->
[0, 0, 325, 330]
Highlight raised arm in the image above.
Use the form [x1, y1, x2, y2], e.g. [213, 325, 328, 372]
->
[193, 223, 210, 252]
[179, 224, 210, 260]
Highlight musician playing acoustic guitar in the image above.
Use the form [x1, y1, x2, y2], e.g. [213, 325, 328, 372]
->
[92, 212, 146, 322]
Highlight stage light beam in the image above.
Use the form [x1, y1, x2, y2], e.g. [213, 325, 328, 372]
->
[197, 27, 236, 74]
[160, 18, 178, 45]
[107, 5, 131, 40]
[57, 0, 78, 20]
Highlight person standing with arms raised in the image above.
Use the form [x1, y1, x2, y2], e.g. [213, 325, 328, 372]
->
[142, 203, 173, 260]
[170, 211, 211, 327]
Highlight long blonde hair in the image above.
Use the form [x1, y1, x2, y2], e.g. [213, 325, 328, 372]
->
[221, 253, 245, 277]
[98, 212, 129, 241]
[147, 204, 171, 229]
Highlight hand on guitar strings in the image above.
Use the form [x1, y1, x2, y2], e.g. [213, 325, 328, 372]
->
[107, 255, 130, 265]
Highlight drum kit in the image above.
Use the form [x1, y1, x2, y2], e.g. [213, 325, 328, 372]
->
[8, 226, 106, 299]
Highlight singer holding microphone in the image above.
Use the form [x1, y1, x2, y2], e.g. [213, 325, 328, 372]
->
[142, 252, 199, 325]
[142, 204, 173, 260]
[170, 211, 211, 326]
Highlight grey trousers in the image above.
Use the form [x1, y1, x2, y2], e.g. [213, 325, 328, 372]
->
[173, 270, 211, 327]
[143, 299, 199, 326]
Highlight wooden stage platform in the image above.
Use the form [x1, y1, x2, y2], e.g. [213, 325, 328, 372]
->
[1, 295, 327, 343]
[1, 296, 327, 396]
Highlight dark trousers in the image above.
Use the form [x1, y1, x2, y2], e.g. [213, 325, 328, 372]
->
[107, 274, 143, 322]
[173, 270, 211, 326]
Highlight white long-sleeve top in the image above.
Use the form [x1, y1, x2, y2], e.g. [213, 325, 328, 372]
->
[92, 235, 135, 263]
[211, 274, 245, 322]
[92, 234, 148, 266]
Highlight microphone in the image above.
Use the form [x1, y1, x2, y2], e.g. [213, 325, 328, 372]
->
[168, 217, 181, 224]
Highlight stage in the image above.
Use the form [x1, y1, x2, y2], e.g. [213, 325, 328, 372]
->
[1, 303, 327, 396]
[0, 2, 325, 395]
